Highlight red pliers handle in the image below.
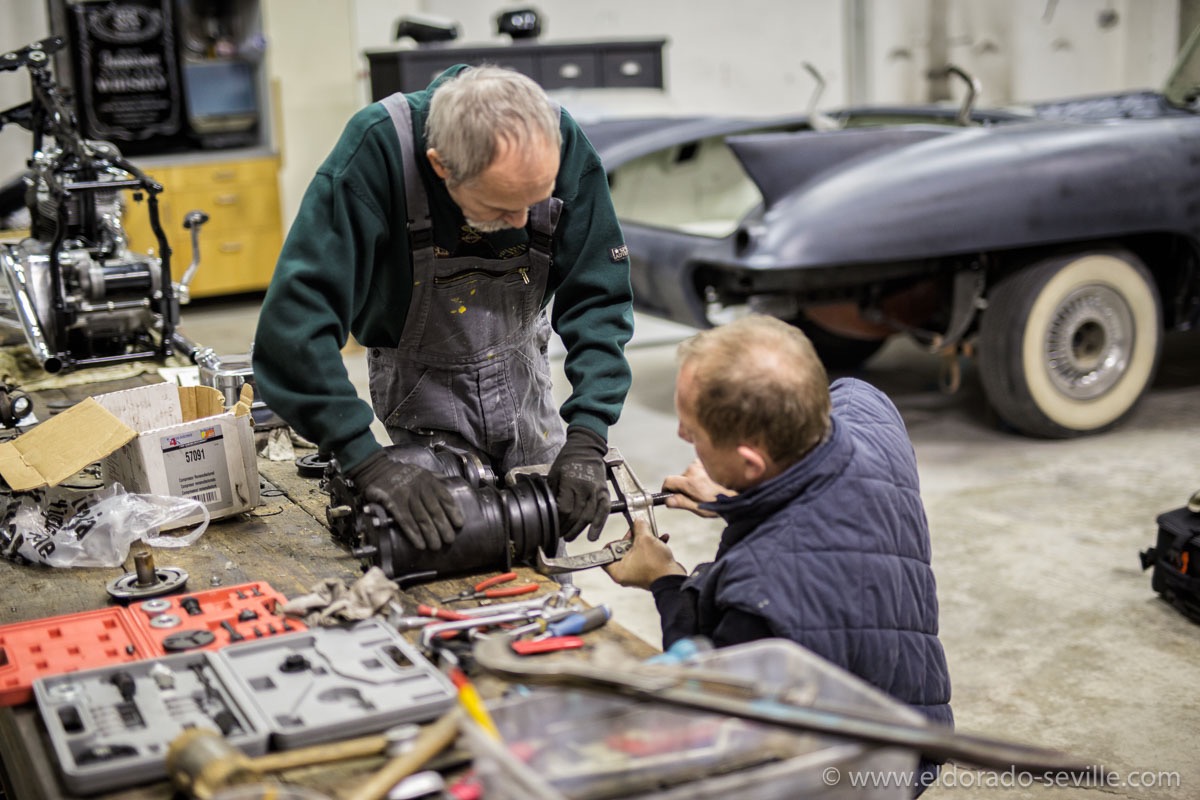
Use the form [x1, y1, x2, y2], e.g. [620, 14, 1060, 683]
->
[438, 571, 539, 603]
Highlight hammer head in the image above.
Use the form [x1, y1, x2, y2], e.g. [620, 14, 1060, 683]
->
[166, 728, 258, 800]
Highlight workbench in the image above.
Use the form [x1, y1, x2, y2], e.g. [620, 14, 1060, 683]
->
[0, 372, 656, 800]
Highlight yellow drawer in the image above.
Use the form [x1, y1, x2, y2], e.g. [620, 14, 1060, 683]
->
[161, 185, 282, 236]
[185, 226, 283, 298]
[157, 157, 279, 192]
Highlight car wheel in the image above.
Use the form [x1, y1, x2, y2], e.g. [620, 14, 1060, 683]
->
[977, 249, 1161, 438]
[791, 313, 887, 371]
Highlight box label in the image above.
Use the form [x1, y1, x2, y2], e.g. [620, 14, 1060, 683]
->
[159, 424, 231, 506]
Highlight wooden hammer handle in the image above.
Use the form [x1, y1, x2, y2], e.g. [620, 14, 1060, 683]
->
[342, 709, 461, 800]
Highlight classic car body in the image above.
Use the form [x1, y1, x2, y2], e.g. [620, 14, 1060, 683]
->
[582, 30, 1200, 438]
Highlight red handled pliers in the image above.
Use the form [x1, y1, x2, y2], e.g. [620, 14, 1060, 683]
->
[438, 571, 539, 604]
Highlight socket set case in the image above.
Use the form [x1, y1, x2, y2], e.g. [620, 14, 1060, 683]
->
[33, 650, 270, 795]
[216, 618, 456, 748]
[127, 580, 308, 654]
[0, 581, 304, 707]
[0, 607, 157, 707]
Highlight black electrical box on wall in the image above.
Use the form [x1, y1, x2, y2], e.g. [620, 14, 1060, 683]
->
[51, 0, 266, 156]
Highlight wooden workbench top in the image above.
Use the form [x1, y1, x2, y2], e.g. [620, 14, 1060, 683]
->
[0, 375, 655, 800]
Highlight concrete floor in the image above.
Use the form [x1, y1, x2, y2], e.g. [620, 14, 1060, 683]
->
[179, 297, 1200, 800]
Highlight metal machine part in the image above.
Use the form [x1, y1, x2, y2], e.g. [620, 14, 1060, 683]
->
[194, 346, 287, 430]
[343, 473, 559, 583]
[0, 381, 32, 427]
[139, 598, 173, 617]
[325, 443, 665, 582]
[106, 551, 189, 600]
[0, 37, 209, 373]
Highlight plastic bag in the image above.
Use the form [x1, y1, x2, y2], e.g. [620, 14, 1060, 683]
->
[0, 482, 209, 568]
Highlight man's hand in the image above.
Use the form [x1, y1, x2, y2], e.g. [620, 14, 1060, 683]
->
[548, 426, 610, 542]
[347, 450, 464, 550]
[603, 519, 686, 589]
[662, 460, 730, 519]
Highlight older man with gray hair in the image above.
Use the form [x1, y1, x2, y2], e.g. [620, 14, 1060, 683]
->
[255, 65, 633, 551]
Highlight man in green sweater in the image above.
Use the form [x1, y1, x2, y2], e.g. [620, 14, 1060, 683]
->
[253, 66, 634, 552]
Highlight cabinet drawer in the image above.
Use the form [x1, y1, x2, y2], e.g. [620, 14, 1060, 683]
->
[162, 157, 279, 192]
[186, 226, 283, 298]
[601, 49, 662, 88]
[164, 185, 281, 236]
[539, 52, 600, 90]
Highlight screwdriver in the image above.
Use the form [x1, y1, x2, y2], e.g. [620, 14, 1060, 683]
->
[531, 604, 611, 641]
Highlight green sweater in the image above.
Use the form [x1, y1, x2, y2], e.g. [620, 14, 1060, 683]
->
[253, 67, 634, 472]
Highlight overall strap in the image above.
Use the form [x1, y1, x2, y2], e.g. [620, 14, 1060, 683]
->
[526, 103, 563, 273]
[378, 92, 434, 255]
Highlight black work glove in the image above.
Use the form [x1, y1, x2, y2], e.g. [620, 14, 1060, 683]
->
[347, 450, 464, 550]
[548, 426, 611, 542]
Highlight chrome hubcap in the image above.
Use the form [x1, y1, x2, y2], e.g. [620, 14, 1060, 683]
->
[1044, 284, 1133, 400]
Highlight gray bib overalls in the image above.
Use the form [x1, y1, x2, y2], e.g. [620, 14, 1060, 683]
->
[367, 93, 567, 475]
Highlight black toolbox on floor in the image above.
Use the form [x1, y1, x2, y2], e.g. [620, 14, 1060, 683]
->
[1141, 501, 1200, 622]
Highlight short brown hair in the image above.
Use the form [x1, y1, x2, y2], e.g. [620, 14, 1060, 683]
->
[677, 315, 831, 464]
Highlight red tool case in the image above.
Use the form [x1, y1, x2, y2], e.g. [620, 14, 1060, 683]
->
[0, 581, 304, 706]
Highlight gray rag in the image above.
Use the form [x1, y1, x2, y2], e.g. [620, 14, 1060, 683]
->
[281, 566, 401, 627]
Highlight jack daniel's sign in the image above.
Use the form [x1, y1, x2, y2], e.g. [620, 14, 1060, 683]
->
[68, 0, 187, 154]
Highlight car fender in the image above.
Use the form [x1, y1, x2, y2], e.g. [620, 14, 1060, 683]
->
[726, 119, 1200, 269]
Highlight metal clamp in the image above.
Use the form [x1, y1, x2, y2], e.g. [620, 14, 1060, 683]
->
[535, 447, 667, 575]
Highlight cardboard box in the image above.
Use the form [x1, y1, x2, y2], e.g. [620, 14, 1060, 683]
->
[0, 383, 259, 529]
[95, 383, 260, 528]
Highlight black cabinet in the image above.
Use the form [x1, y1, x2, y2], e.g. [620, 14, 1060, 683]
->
[365, 39, 667, 100]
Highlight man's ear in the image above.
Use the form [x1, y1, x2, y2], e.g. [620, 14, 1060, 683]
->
[426, 148, 450, 180]
[735, 444, 770, 484]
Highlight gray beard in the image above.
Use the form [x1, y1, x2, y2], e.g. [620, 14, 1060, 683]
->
[466, 218, 514, 234]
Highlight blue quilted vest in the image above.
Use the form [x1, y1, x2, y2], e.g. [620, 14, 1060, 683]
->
[685, 378, 953, 725]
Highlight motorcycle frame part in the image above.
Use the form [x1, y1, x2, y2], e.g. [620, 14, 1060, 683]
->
[471, 635, 1100, 777]
[0, 36, 190, 373]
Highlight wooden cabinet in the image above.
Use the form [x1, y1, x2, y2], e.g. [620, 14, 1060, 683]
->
[123, 154, 283, 298]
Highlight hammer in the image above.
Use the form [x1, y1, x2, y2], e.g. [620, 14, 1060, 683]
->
[166, 710, 461, 800]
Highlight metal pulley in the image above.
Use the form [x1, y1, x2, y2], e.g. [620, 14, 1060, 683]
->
[106, 550, 189, 600]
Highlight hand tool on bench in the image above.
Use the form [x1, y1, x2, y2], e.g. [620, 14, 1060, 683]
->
[167, 712, 461, 800]
[438, 571, 538, 603]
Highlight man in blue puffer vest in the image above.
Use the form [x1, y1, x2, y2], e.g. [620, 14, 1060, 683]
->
[604, 313, 952, 796]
